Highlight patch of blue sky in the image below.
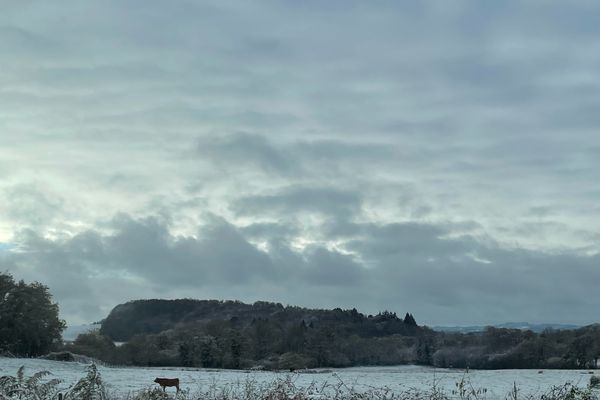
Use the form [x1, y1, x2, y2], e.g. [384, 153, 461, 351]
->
[0, 242, 14, 252]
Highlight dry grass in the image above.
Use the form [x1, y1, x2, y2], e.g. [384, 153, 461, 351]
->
[1, 365, 599, 400]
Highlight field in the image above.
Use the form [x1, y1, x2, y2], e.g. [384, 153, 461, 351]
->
[1, 357, 598, 399]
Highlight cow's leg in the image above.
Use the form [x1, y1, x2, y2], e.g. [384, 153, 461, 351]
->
[176, 384, 180, 392]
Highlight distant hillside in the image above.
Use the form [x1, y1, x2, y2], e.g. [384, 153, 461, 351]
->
[88, 299, 424, 369]
[433, 322, 580, 333]
[67, 299, 599, 370]
[99, 299, 420, 342]
[63, 324, 101, 342]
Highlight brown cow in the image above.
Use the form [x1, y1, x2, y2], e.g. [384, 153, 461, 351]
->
[154, 377, 180, 392]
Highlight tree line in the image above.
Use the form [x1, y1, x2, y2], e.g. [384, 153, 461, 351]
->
[428, 325, 600, 369]
[67, 318, 600, 371]
[1, 274, 598, 371]
[66, 299, 600, 370]
[67, 300, 422, 369]
[0, 272, 65, 357]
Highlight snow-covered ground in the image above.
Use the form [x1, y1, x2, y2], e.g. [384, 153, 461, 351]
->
[0, 357, 597, 399]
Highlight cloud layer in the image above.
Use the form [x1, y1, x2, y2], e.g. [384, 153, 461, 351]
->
[1, 1, 599, 325]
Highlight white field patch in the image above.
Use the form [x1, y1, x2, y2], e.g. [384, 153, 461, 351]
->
[0, 357, 597, 399]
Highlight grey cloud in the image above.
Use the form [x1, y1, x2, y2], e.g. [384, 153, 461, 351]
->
[197, 133, 298, 176]
[196, 132, 398, 180]
[104, 214, 280, 286]
[1, 214, 368, 323]
[349, 220, 468, 258]
[0, 25, 63, 61]
[3, 229, 102, 323]
[240, 222, 298, 241]
[1, 184, 64, 228]
[233, 186, 362, 221]
[301, 247, 365, 287]
[2, 214, 600, 326]
[178, 219, 277, 284]
[1, 0, 600, 326]
[0, 215, 282, 323]
[342, 222, 600, 325]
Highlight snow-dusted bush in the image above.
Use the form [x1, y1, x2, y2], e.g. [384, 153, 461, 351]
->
[125, 388, 168, 400]
[0, 366, 60, 400]
[63, 364, 107, 400]
[0, 364, 107, 400]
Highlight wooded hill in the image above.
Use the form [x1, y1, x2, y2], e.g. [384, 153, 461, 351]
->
[82, 299, 422, 369]
[62, 298, 600, 370]
[99, 299, 420, 342]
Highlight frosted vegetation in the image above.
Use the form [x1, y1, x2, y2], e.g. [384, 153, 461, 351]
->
[1, 358, 599, 400]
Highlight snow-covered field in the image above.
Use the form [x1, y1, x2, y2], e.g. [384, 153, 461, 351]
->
[0, 357, 597, 399]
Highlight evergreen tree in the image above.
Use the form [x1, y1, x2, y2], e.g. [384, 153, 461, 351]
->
[404, 313, 417, 326]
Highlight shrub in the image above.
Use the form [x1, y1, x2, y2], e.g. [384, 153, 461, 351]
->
[127, 388, 169, 400]
[0, 366, 60, 400]
[278, 352, 316, 370]
[63, 364, 107, 400]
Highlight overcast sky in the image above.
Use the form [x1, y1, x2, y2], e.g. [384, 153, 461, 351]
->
[1, 1, 599, 327]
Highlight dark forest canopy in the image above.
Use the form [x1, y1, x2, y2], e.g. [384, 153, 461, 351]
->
[62, 298, 600, 370]
[99, 299, 420, 342]
[81, 298, 422, 369]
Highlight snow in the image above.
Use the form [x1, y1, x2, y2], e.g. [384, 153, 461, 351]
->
[0, 357, 597, 399]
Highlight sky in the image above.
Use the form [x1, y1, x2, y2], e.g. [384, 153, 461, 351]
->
[1, 1, 599, 327]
